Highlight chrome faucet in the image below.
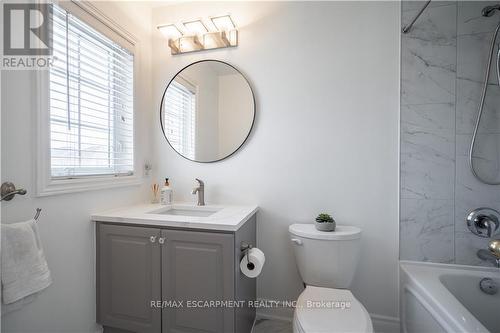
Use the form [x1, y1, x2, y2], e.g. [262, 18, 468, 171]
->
[477, 239, 500, 268]
[466, 208, 500, 238]
[490, 239, 500, 259]
[192, 178, 205, 206]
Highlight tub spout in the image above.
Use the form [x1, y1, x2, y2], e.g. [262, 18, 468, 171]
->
[477, 248, 500, 268]
[489, 239, 500, 259]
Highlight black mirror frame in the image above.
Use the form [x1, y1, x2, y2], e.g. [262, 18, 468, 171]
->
[159, 59, 256, 163]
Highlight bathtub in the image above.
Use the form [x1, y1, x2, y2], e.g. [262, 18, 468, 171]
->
[400, 261, 500, 333]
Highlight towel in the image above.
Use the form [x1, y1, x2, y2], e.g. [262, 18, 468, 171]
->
[1, 219, 52, 304]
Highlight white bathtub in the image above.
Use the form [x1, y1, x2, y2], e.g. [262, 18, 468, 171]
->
[400, 261, 500, 333]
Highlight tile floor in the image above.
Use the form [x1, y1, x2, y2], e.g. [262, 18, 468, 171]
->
[253, 318, 293, 333]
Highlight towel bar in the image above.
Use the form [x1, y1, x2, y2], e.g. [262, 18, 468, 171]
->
[34, 208, 42, 221]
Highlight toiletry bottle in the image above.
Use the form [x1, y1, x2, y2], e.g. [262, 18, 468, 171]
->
[160, 178, 173, 205]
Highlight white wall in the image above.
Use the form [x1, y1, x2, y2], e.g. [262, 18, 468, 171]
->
[152, 0, 400, 323]
[1, 1, 153, 332]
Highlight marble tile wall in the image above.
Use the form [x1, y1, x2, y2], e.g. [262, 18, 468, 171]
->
[400, 1, 500, 265]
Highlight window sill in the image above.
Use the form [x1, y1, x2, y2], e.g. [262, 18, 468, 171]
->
[36, 175, 143, 197]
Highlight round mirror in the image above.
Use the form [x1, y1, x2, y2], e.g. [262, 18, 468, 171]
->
[160, 60, 255, 162]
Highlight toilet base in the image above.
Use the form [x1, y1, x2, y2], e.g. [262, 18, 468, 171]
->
[292, 286, 373, 333]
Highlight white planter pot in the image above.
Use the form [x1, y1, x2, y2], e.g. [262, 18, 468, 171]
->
[315, 221, 336, 232]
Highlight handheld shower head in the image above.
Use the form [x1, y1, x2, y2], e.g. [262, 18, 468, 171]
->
[482, 4, 500, 17]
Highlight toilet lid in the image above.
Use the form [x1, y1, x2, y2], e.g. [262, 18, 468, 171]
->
[289, 224, 361, 240]
[295, 286, 373, 333]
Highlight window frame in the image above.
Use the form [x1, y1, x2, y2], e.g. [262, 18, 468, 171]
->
[36, 1, 141, 196]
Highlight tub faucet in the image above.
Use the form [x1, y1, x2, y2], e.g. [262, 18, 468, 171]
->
[192, 178, 205, 206]
[489, 239, 500, 260]
[477, 239, 500, 268]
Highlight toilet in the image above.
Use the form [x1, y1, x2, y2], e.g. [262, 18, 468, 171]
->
[289, 224, 373, 333]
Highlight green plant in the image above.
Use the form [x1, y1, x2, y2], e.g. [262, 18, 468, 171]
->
[315, 213, 334, 223]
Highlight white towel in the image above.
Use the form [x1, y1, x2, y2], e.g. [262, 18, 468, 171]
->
[1, 219, 52, 304]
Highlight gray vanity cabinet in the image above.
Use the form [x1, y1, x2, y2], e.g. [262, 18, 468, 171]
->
[161, 230, 234, 333]
[96, 215, 256, 333]
[97, 224, 162, 333]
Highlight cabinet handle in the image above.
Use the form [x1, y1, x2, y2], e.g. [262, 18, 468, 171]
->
[150, 236, 157, 243]
[158, 237, 165, 244]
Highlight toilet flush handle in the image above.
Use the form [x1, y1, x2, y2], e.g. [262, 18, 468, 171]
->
[291, 238, 302, 245]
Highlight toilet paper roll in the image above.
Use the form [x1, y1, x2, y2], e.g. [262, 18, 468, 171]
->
[240, 248, 265, 278]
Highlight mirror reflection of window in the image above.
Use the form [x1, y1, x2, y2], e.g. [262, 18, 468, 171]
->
[164, 77, 196, 159]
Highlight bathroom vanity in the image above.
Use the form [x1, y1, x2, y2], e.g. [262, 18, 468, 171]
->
[92, 204, 258, 333]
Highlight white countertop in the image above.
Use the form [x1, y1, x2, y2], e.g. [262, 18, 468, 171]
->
[91, 203, 258, 231]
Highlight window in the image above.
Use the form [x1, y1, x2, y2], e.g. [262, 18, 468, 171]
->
[164, 78, 196, 159]
[49, 4, 134, 179]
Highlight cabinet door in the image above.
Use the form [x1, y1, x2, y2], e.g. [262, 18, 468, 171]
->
[162, 230, 235, 333]
[97, 224, 161, 333]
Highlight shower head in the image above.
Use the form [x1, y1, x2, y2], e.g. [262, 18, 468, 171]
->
[482, 4, 500, 17]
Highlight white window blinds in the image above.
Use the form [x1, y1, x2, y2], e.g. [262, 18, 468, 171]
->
[49, 4, 134, 178]
[164, 79, 196, 159]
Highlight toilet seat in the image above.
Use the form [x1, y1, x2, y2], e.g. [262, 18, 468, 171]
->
[293, 286, 373, 333]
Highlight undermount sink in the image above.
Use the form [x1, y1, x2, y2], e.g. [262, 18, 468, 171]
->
[148, 206, 220, 217]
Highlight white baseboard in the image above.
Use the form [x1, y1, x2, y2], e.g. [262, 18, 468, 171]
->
[255, 298, 400, 333]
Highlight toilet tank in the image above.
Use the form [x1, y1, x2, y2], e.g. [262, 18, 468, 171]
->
[289, 224, 362, 289]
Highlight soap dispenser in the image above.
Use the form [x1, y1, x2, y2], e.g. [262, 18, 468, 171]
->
[160, 178, 173, 205]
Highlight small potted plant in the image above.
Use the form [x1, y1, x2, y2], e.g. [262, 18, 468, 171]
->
[315, 213, 336, 232]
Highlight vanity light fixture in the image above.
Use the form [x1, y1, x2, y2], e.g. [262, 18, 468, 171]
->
[210, 15, 238, 46]
[179, 20, 207, 52]
[158, 24, 183, 39]
[183, 19, 209, 36]
[203, 31, 230, 49]
[157, 24, 183, 53]
[178, 35, 203, 53]
[210, 15, 235, 31]
[157, 15, 238, 55]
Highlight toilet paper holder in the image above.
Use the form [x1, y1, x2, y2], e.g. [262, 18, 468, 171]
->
[240, 242, 254, 267]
